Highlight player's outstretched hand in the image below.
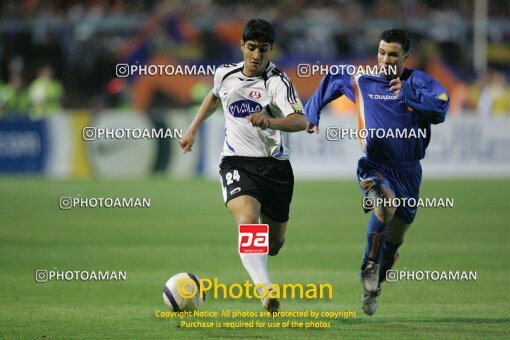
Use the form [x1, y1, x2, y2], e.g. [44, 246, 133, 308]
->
[179, 129, 196, 153]
[247, 112, 270, 129]
[306, 122, 319, 134]
[389, 77, 402, 96]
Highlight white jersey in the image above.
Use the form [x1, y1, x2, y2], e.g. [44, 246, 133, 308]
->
[212, 61, 304, 160]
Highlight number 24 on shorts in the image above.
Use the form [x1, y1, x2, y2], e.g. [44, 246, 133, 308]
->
[225, 170, 240, 185]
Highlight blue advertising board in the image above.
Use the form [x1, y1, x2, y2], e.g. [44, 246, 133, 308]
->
[0, 119, 48, 173]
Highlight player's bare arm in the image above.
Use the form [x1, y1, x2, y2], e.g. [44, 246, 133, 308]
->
[179, 90, 220, 153]
[248, 111, 306, 132]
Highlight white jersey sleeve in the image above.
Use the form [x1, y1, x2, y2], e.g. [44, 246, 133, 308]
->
[213, 63, 241, 97]
[267, 69, 305, 117]
[212, 66, 225, 97]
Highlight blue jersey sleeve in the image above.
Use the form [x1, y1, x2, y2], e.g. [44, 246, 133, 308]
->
[400, 71, 449, 124]
[305, 71, 355, 126]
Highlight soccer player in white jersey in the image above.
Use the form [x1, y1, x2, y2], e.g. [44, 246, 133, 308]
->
[179, 19, 306, 312]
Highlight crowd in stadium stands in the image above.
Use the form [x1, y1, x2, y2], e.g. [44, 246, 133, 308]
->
[0, 65, 63, 119]
[0, 0, 509, 117]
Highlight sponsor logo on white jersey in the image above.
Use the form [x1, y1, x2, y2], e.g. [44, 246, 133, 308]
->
[228, 100, 263, 118]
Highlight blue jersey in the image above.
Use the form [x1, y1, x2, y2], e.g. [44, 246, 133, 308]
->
[305, 68, 449, 163]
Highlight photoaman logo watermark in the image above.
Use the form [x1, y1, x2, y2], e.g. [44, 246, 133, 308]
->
[296, 64, 397, 78]
[175, 277, 333, 300]
[362, 197, 454, 210]
[35, 269, 127, 283]
[116, 63, 216, 78]
[59, 196, 151, 209]
[326, 127, 427, 141]
[386, 270, 477, 283]
[82, 127, 182, 141]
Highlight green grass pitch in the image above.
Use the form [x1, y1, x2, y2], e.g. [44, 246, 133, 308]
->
[0, 177, 509, 338]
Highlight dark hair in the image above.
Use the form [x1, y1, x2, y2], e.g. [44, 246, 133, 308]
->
[242, 19, 274, 45]
[380, 29, 410, 53]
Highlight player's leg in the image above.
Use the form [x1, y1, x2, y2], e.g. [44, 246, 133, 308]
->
[378, 163, 420, 283]
[227, 195, 274, 298]
[360, 179, 396, 292]
[258, 213, 286, 312]
[363, 181, 396, 262]
[359, 176, 397, 316]
[363, 213, 412, 316]
[356, 159, 396, 314]
[255, 160, 293, 313]
[260, 213, 287, 256]
[379, 217, 410, 283]
[220, 158, 281, 312]
[227, 194, 261, 225]
[361, 161, 420, 315]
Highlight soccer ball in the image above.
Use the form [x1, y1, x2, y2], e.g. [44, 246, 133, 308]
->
[163, 273, 205, 311]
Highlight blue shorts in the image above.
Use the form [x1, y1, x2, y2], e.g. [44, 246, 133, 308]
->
[356, 157, 422, 224]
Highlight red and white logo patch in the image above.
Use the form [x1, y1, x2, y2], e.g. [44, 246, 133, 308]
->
[248, 91, 261, 99]
[238, 224, 269, 254]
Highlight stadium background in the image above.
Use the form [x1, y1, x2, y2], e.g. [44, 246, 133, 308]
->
[1, 0, 509, 338]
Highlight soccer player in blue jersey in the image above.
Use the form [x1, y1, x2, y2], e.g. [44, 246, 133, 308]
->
[305, 29, 449, 315]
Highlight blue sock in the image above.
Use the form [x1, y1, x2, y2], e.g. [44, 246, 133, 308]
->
[379, 241, 402, 282]
[363, 213, 388, 263]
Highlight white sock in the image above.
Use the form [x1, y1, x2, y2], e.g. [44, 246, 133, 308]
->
[239, 253, 271, 295]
